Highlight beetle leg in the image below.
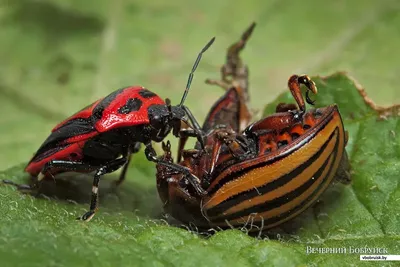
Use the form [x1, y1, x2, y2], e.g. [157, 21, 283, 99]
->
[115, 142, 141, 186]
[206, 22, 256, 99]
[227, 139, 251, 158]
[288, 75, 317, 113]
[178, 128, 205, 143]
[204, 79, 230, 90]
[145, 143, 206, 195]
[223, 22, 255, 79]
[206, 137, 224, 175]
[115, 154, 132, 186]
[39, 160, 96, 182]
[131, 142, 142, 153]
[144, 143, 158, 162]
[78, 157, 128, 221]
[4, 161, 98, 197]
[176, 120, 207, 161]
[181, 105, 206, 150]
[35, 159, 127, 221]
[244, 112, 298, 135]
[157, 160, 206, 196]
[2, 179, 33, 192]
[181, 106, 202, 134]
[275, 103, 299, 113]
[178, 135, 189, 163]
[177, 128, 195, 162]
[306, 90, 316, 105]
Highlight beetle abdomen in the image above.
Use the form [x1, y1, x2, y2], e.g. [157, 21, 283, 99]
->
[202, 105, 345, 230]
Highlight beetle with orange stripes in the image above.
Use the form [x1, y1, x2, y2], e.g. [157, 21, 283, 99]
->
[155, 23, 351, 232]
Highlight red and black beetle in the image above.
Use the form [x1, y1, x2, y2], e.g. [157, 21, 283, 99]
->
[5, 37, 216, 221]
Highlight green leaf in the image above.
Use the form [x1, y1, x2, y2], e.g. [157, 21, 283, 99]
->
[1, 73, 399, 266]
[1, 1, 400, 266]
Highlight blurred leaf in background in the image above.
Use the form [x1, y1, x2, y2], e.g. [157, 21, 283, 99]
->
[0, 0, 399, 266]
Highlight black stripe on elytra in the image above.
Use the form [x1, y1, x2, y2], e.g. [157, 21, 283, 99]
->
[234, 149, 339, 230]
[138, 89, 157, 98]
[206, 127, 338, 218]
[213, 128, 340, 225]
[207, 112, 334, 195]
[92, 88, 127, 120]
[31, 118, 94, 163]
[117, 98, 143, 114]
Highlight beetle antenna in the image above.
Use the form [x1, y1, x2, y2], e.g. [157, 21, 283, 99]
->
[179, 37, 216, 106]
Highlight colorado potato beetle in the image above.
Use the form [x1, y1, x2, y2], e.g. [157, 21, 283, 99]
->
[156, 74, 350, 231]
[155, 24, 350, 231]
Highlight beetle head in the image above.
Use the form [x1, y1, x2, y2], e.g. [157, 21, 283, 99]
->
[147, 103, 182, 142]
[167, 98, 186, 123]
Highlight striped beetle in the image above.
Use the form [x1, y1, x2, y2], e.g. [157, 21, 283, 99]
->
[155, 24, 350, 231]
[156, 75, 349, 231]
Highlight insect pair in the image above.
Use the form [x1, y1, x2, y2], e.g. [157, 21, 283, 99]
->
[4, 36, 216, 221]
[155, 23, 351, 232]
[5, 23, 350, 231]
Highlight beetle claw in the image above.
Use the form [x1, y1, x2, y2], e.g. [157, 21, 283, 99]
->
[306, 90, 316, 106]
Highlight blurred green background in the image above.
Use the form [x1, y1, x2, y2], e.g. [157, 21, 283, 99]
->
[1, 0, 400, 170]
